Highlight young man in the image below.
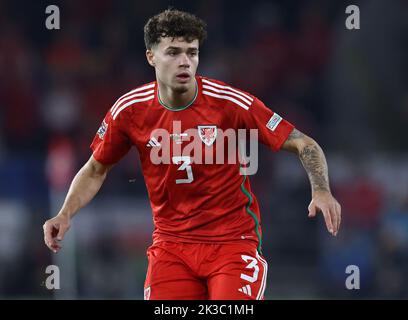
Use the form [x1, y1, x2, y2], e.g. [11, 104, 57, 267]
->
[43, 9, 341, 300]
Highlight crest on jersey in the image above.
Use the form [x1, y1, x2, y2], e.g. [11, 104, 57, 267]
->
[198, 125, 217, 146]
[97, 120, 108, 140]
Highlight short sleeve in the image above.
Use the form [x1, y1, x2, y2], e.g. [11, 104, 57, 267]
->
[90, 110, 132, 165]
[240, 97, 295, 152]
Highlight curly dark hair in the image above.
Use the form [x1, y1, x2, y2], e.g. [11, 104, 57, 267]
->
[144, 9, 207, 50]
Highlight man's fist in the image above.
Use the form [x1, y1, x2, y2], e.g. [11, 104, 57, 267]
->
[43, 214, 71, 253]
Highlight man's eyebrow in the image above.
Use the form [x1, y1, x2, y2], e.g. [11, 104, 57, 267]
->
[165, 46, 199, 51]
[165, 46, 182, 51]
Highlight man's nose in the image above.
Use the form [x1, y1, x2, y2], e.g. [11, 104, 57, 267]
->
[178, 53, 190, 67]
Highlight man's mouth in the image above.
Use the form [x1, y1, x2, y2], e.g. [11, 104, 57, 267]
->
[176, 73, 191, 81]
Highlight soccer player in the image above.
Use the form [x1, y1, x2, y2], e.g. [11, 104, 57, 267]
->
[43, 9, 341, 300]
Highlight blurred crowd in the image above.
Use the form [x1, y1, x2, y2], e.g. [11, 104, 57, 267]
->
[0, 0, 407, 299]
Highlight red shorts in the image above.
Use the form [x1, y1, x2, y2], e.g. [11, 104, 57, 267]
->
[144, 241, 268, 300]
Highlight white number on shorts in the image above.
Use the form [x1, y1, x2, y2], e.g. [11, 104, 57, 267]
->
[172, 156, 194, 184]
[240, 255, 259, 283]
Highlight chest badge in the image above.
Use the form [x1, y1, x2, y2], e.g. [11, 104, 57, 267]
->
[198, 125, 217, 146]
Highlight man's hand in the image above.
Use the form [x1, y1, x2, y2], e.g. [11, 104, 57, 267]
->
[281, 128, 341, 236]
[43, 214, 71, 253]
[308, 191, 341, 236]
[42, 156, 112, 254]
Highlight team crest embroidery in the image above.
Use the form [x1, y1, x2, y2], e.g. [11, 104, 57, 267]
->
[198, 125, 217, 146]
[97, 120, 108, 140]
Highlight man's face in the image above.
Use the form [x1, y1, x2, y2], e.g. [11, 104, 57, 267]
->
[146, 37, 199, 93]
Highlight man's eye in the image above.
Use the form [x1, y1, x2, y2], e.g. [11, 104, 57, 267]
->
[168, 52, 177, 56]
[189, 52, 198, 56]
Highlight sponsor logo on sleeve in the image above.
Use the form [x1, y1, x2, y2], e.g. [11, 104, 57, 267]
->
[144, 286, 151, 300]
[266, 113, 282, 132]
[97, 120, 108, 139]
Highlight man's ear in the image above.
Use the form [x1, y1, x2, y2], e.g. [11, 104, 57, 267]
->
[146, 50, 155, 67]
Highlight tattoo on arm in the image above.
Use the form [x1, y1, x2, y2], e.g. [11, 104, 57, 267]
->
[282, 128, 330, 193]
[299, 143, 330, 194]
[286, 128, 303, 141]
[281, 128, 304, 153]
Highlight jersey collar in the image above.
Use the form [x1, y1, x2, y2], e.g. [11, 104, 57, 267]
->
[157, 77, 199, 112]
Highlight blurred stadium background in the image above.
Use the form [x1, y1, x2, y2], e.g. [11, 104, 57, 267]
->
[0, 0, 407, 299]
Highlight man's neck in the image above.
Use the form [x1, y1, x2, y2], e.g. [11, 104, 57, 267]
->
[157, 79, 197, 110]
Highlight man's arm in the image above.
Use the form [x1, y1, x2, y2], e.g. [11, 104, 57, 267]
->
[43, 155, 113, 252]
[281, 128, 341, 236]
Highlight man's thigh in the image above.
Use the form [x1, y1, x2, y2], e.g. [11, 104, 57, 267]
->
[207, 244, 268, 300]
[144, 243, 207, 300]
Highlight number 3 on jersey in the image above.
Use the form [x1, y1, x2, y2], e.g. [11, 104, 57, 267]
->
[172, 156, 194, 184]
[240, 255, 259, 283]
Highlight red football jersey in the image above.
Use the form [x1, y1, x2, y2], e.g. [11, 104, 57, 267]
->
[91, 76, 294, 253]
